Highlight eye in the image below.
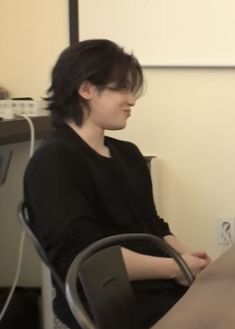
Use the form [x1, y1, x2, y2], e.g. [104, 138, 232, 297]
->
[119, 87, 131, 94]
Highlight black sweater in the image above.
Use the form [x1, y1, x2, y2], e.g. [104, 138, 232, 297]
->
[24, 124, 186, 329]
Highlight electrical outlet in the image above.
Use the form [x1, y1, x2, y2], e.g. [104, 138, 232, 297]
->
[217, 218, 235, 245]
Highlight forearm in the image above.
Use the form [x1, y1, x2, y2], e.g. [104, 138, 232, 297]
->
[164, 234, 192, 254]
[121, 247, 179, 281]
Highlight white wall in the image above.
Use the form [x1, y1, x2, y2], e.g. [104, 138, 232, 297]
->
[79, 0, 235, 66]
[0, 0, 69, 99]
[109, 68, 235, 260]
[0, 0, 69, 287]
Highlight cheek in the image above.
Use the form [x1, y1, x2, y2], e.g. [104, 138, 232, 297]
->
[100, 99, 121, 115]
[91, 93, 125, 120]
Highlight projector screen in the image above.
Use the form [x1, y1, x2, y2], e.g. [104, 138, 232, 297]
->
[79, 0, 235, 67]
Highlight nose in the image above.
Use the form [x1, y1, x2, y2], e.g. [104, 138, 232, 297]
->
[127, 93, 136, 107]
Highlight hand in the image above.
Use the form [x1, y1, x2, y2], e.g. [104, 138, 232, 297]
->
[191, 251, 211, 266]
[174, 254, 208, 286]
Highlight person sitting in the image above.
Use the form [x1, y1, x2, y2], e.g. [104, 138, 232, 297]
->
[24, 39, 210, 329]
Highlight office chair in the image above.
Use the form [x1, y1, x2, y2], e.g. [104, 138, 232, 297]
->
[19, 201, 73, 329]
[18, 201, 65, 294]
[66, 233, 194, 329]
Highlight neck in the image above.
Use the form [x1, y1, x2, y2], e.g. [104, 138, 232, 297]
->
[66, 120, 110, 157]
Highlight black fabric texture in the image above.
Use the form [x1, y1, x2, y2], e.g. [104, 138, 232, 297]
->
[24, 124, 186, 329]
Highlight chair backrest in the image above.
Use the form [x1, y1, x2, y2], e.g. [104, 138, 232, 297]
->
[66, 233, 194, 329]
[18, 201, 65, 294]
[81, 245, 140, 329]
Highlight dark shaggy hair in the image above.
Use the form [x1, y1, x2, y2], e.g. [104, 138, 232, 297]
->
[45, 39, 143, 127]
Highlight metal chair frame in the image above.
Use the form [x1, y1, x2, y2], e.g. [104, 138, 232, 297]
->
[18, 201, 65, 294]
[66, 233, 194, 329]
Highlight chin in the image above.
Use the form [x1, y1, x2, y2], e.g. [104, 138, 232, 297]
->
[107, 123, 127, 130]
[104, 120, 127, 130]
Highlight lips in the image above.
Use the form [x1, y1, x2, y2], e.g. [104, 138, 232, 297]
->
[124, 110, 131, 117]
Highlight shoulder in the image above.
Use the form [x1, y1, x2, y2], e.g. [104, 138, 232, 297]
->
[28, 139, 75, 166]
[24, 138, 85, 181]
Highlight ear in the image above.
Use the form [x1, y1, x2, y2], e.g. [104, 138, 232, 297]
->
[78, 81, 96, 100]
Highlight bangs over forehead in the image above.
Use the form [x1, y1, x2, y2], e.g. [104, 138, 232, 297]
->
[85, 41, 144, 97]
[107, 53, 144, 97]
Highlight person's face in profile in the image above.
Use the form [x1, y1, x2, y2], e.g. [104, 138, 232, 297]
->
[78, 81, 136, 131]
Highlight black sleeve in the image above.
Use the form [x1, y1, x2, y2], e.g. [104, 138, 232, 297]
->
[24, 142, 104, 279]
[130, 142, 173, 238]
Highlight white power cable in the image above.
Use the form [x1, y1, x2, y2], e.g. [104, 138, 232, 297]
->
[0, 231, 26, 321]
[0, 114, 35, 322]
[18, 114, 35, 158]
